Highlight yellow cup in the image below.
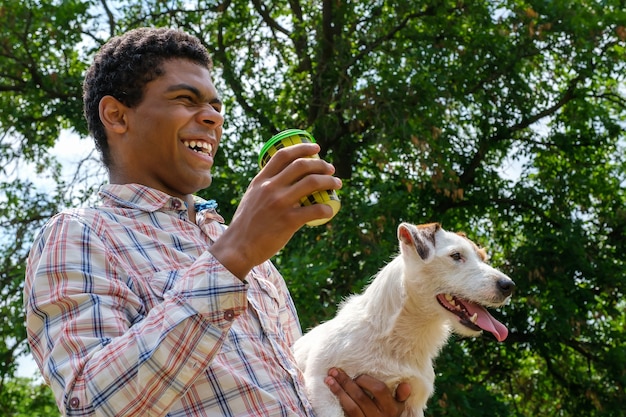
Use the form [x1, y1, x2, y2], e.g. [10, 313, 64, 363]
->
[258, 129, 341, 226]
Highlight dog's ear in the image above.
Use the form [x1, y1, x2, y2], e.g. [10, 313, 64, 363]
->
[397, 222, 441, 262]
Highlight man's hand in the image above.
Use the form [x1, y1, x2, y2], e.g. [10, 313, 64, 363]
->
[325, 368, 411, 417]
[209, 143, 342, 279]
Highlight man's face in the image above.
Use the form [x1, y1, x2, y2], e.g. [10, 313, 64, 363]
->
[111, 59, 224, 199]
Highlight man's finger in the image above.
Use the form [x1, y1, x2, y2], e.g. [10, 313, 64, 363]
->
[353, 374, 408, 417]
[394, 382, 411, 403]
[325, 368, 369, 417]
[259, 142, 320, 177]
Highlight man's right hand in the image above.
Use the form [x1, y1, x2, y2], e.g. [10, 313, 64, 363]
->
[209, 142, 342, 279]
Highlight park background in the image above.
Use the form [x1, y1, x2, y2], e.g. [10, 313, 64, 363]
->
[1, 0, 625, 415]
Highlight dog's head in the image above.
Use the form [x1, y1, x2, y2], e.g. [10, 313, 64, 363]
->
[398, 222, 515, 342]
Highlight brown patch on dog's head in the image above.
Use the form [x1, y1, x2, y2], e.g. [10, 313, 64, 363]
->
[456, 232, 488, 262]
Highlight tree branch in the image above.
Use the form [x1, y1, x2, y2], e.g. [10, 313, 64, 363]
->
[213, 16, 275, 132]
[99, 0, 116, 37]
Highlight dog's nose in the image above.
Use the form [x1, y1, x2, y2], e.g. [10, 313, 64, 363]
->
[497, 278, 515, 297]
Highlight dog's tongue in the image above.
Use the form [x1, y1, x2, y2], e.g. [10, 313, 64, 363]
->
[464, 301, 509, 342]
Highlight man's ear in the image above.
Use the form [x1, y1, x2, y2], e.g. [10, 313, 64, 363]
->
[99, 95, 129, 134]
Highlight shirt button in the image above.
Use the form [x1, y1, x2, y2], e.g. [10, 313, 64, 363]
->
[224, 309, 235, 321]
[69, 397, 80, 408]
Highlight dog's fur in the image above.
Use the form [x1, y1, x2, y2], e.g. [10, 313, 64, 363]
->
[294, 222, 515, 417]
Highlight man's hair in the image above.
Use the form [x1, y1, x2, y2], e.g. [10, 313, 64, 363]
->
[83, 27, 213, 168]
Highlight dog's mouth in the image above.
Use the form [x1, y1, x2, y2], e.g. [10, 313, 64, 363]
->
[436, 294, 509, 342]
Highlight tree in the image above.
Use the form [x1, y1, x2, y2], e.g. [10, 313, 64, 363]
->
[1, 0, 624, 415]
[0, 376, 57, 417]
[0, 2, 90, 413]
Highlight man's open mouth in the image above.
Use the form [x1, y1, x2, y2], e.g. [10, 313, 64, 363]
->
[436, 294, 509, 342]
[184, 140, 213, 156]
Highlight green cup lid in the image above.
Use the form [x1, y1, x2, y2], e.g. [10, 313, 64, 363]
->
[258, 129, 316, 167]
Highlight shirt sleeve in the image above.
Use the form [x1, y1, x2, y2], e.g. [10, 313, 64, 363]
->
[24, 212, 248, 416]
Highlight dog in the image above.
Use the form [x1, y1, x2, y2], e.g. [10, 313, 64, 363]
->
[293, 222, 515, 417]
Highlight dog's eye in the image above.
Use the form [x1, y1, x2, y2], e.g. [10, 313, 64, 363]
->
[450, 252, 463, 261]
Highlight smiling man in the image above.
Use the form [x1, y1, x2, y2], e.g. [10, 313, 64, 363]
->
[100, 59, 223, 205]
[23, 28, 409, 416]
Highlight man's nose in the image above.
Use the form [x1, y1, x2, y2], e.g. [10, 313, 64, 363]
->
[197, 105, 224, 127]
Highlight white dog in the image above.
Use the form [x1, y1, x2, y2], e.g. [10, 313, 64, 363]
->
[293, 222, 515, 417]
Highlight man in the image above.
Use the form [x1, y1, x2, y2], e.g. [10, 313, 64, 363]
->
[24, 27, 409, 416]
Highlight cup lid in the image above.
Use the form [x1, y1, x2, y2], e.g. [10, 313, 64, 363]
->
[258, 129, 316, 166]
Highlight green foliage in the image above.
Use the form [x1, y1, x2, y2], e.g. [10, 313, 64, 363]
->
[1, 0, 625, 415]
[0, 0, 89, 160]
[0, 376, 59, 417]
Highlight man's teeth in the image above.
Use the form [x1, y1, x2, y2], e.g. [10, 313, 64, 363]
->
[184, 140, 212, 155]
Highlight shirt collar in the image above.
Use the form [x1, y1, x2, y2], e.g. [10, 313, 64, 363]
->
[98, 184, 184, 212]
[98, 184, 224, 223]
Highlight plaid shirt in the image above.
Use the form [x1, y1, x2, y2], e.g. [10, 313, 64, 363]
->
[25, 184, 315, 417]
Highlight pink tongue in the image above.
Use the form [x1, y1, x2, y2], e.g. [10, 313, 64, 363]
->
[463, 301, 509, 342]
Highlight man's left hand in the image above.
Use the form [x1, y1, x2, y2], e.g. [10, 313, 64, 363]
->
[325, 368, 410, 417]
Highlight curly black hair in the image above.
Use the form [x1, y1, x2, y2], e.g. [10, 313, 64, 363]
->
[83, 27, 213, 168]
